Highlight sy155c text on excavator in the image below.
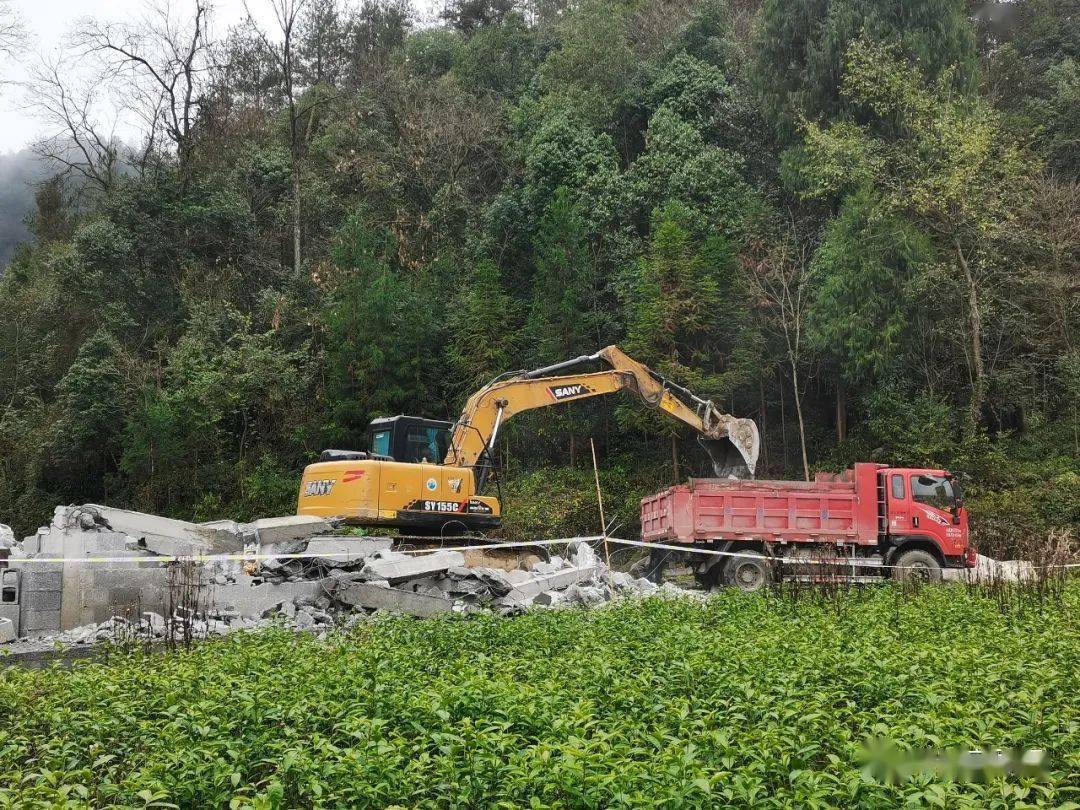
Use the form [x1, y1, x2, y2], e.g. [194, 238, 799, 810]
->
[297, 346, 760, 533]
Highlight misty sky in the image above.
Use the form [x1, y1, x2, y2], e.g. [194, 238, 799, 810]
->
[0, 0, 439, 155]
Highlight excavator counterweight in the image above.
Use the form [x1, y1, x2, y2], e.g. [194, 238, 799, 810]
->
[297, 347, 759, 532]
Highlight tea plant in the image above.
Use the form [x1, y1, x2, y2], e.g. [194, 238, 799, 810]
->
[0, 584, 1077, 808]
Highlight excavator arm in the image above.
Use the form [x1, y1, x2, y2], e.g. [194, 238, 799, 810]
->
[445, 346, 760, 479]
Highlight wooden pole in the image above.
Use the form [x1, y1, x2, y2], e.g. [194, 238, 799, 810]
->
[590, 438, 614, 586]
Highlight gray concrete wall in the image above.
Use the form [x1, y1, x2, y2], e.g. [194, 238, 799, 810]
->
[15, 561, 62, 636]
[0, 569, 22, 635]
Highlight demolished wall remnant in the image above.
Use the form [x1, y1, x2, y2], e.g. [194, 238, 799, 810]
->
[0, 504, 676, 652]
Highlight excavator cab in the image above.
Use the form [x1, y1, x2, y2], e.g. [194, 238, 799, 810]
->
[315, 416, 452, 464]
[366, 416, 452, 464]
[300, 414, 500, 531]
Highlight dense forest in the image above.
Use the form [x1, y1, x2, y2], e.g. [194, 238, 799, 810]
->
[0, 0, 1076, 552]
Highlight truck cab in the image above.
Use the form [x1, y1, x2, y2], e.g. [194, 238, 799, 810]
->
[879, 467, 973, 569]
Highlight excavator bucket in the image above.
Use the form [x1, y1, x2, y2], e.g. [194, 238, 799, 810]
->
[699, 417, 760, 479]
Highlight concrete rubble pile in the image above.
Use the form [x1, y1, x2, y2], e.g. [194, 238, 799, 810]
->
[30, 542, 673, 650]
[0, 504, 688, 652]
[320, 540, 668, 619]
[943, 553, 1038, 584]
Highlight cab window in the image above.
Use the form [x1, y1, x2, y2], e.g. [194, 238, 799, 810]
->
[890, 474, 905, 500]
[911, 474, 954, 510]
[370, 430, 391, 457]
[404, 426, 449, 463]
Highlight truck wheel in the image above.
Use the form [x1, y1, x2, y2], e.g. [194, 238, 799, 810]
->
[893, 549, 943, 583]
[643, 549, 669, 584]
[723, 553, 773, 593]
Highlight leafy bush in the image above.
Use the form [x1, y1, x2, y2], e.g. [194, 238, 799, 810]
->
[1, 586, 1077, 807]
[500, 457, 670, 541]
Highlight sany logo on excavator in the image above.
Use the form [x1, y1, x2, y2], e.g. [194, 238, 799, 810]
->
[548, 383, 592, 401]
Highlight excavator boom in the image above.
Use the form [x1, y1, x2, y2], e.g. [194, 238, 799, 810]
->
[297, 346, 759, 530]
[447, 347, 759, 478]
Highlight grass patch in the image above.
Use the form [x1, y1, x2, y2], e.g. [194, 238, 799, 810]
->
[1, 585, 1078, 807]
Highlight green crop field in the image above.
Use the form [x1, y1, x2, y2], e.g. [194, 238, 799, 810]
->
[1, 585, 1077, 808]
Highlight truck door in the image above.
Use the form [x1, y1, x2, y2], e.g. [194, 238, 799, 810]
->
[886, 472, 911, 535]
[909, 473, 963, 553]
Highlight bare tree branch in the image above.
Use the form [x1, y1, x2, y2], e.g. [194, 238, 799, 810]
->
[71, 0, 214, 174]
[0, 0, 24, 58]
[23, 55, 120, 193]
[244, 0, 310, 270]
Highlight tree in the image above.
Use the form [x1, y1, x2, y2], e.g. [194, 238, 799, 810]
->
[623, 201, 750, 477]
[524, 188, 607, 365]
[753, 0, 977, 137]
[745, 218, 813, 480]
[446, 259, 519, 397]
[246, 0, 310, 271]
[441, 0, 518, 34]
[27, 177, 75, 244]
[25, 56, 122, 192]
[984, 0, 1080, 179]
[796, 38, 1037, 427]
[0, 0, 23, 70]
[322, 214, 439, 439]
[807, 186, 931, 439]
[46, 329, 130, 500]
[74, 1, 213, 175]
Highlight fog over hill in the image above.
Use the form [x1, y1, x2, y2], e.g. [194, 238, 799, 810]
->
[0, 148, 48, 268]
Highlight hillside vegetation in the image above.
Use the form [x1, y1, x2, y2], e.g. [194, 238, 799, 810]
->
[0, 0, 1077, 550]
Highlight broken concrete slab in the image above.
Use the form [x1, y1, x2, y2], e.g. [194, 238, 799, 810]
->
[565, 584, 608, 606]
[212, 579, 322, 617]
[943, 554, 1037, 583]
[531, 557, 566, 575]
[0, 617, 14, 643]
[360, 550, 465, 584]
[569, 541, 600, 569]
[304, 537, 392, 566]
[337, 581, 456, 617]
[502, 564, 598, 602]
[80, 505, 242, 556]
[534, 590, 565, 607]
[247, 515, 333, 545]
[294, 609, 316, 630]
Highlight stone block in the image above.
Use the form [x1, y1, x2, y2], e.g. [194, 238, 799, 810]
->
[106, 587, 141, 607]
[336, 582, 455, 617]
[22, 609, 61, 633]
[0, 605, 18, 636]
[304, 537, 392, 566]
[248, 515, 332, 545]
[0, 617, 14, 643]
[22, 570, 62, 590]
[26, 590, 61, 611]
[361, 550, 465, 584]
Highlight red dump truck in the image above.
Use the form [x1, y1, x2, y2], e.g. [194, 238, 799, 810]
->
[640, 462, 976, 591]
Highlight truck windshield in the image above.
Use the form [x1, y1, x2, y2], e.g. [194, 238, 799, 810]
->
[911, 475, 955, 511]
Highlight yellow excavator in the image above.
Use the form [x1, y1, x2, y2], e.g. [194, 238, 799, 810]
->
[297, 346, 760, 533]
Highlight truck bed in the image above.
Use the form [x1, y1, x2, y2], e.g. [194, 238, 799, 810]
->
[641, 465, 881, 546]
